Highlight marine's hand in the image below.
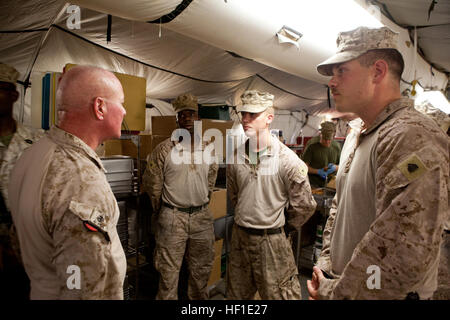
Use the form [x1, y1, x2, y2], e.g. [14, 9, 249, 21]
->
[317, 168, 328, 180]
[307, 266, 325, 300]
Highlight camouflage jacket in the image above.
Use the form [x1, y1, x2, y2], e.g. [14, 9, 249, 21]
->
[0, 124, 44, 212]
[8, 126, 126, 299]
[317, 98, 449, 299]
[142, 137, 219, 213]
[227, 134, 316, 229]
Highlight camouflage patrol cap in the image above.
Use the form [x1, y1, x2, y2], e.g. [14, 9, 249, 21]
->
[238, 90, 274, 113]
[320, 121, 336, 140]
[0, 62, 20, 84]
[317, 26, 401, 76]
[172, 93, 198, 113]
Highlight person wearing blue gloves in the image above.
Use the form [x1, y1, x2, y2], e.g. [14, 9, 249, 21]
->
[302, 121, 341, 188]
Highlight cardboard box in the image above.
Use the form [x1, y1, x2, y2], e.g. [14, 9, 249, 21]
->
[326, 176, 336, 189]
[208, 239, 223, 286]
[139, 134, 170, 161]
[151, 116, 177, 136]
[201, 119, 233, 162]
[104, 139, 137, 158]
[209, 188, 227, 220]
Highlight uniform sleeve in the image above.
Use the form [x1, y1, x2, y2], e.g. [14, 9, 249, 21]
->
[316, 194, 337, 274]
[334, 143, 342, 164]
[301, 145, 312, 166]
[52, 202, 120, 299]
[226, 164, 238, 209]
[208, 163, 219, 198]
[283, 158, 317, 230]
[329, 126, 449, 299]
[141, 142, 170, 213]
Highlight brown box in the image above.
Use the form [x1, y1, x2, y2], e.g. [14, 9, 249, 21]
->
[213, 239, 223, 257]
[208, 239, 223, 286]
[209, 188, 227, 220]
[104, 139, 137, 158]
[139, 134, 170, 161]
[151, 116, 177, 136]
[201, 119, 233, 161]
[326, 176, 336, 189]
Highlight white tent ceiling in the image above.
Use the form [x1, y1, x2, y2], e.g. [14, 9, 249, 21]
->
[0, 0, 448, 126]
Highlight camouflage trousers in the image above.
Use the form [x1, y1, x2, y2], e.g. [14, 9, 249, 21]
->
[154, 205, 215, 300]
[227, 224, 301, 300]
[433, 232, 450, 300]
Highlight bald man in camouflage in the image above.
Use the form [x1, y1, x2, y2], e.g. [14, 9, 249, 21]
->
[9, 65, 127, 299]
[307, 26, 449, 300]
[142, 93, 218, 300]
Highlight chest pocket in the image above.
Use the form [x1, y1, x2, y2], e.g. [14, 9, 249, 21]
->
[69, 200, 110, 242]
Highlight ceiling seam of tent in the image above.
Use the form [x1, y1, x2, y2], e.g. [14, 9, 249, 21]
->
[147, 0, 194, 24]
[256, 75, 327, 101]
[50, 25, 327, 102]
[51, 24, 254, 84]
[17, 3, 69, 123]
[0, 29, 49, 33]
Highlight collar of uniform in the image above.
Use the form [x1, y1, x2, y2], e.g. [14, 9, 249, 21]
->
[362, 98, 413, 136]
[14, 123, 44, 143]
[243, 134, 276, 161]
[48, 126, 106, 172]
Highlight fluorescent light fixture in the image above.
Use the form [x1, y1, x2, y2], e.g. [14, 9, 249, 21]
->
[281, 0, 383, 53]
[277, 26, 303, 48]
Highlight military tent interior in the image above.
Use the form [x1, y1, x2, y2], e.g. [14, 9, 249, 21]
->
[1, 0, 449, 301]
[1, 0, 449, 143]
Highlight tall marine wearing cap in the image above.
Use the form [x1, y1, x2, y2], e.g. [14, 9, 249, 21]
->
[0, 62, 44, 299]
[307, 27, 449, 300]
[142, 93, 218, 300]
[226, 90, 316, 299]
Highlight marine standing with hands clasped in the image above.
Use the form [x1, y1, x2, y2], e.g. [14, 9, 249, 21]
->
[142, 93, 218, 300]
[307, 26, 449, 300]
[9, 65, 128, 299]
[227, 90, 316, 299]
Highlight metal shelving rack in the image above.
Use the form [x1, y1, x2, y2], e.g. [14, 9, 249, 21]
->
[102, 133, 149, 300]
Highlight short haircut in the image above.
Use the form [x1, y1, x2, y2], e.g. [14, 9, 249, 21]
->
[358, 49, 404, 81]
[264, 106, 275, 115]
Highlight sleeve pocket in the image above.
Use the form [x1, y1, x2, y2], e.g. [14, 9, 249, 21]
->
[68, 200, 110, 242]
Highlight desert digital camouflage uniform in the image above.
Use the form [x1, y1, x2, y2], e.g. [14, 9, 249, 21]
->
[227, 135, 316, 299]
[316, 98, 449, 299]
[414, 102, 450, 300]
[8, 126, 127, 299]
[0, 124, 44, 253]
[142, 136, 218, 300]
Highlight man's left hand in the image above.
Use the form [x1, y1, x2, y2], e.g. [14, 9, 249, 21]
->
[307, 266, 325, 300]
[327, 163, 337, 174]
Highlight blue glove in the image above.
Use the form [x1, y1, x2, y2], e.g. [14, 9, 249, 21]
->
[317, 168, 328, 180]
[327, 163, 337, 174]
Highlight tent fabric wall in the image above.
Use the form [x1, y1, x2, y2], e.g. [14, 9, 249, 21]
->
[2, 1, 447, 145]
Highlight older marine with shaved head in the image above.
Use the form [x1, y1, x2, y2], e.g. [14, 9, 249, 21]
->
[8, 65, 127, 299]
